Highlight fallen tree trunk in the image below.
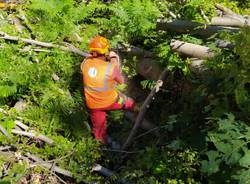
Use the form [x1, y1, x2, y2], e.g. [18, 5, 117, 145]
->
[211, 17, 249, 27]
[157, 20, 239, 37]
[170, 39, 215, 59]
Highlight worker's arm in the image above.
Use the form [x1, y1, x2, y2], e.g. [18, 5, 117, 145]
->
[112, 66, 124, 84]
[109, 51, 124, 84]
[109, 51, 121, 69]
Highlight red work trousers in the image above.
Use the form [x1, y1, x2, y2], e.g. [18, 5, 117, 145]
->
[89, 95, 135, 144]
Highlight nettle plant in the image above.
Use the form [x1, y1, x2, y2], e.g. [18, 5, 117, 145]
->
[201, 114, 250, 183]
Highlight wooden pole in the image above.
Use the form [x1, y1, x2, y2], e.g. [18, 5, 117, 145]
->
[122, 68, 168, 150]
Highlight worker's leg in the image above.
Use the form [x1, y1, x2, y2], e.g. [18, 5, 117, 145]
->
[105, 93, 135, 111]
[89, 109, 107, 144]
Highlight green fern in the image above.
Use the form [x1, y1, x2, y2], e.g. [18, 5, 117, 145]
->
[0, 85, 17, 98]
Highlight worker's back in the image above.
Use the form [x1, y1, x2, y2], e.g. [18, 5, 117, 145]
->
[82, 57, 118, 109]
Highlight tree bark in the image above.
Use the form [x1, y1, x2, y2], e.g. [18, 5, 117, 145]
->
[170, 39, 215, 59]
[156, 20, 239, 38]
[211, 17, 250, 27]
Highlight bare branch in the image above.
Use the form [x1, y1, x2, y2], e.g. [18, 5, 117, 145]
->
[11, 129, 54, 145]
[122, 69, 168, 150]
[14, 120, 29, 131]
[27, 153, 73, 178]
[0, 32, 89, 57]
[200, 9, 210, 23]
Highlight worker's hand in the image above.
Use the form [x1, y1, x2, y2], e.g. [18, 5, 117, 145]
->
[109, 51, 119, 58]
[109, 51, 120, 68]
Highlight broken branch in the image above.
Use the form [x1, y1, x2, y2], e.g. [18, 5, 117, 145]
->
[0, 32, 89, 57]
[11, 129, 54, 145]
[122, 68, 168, 150]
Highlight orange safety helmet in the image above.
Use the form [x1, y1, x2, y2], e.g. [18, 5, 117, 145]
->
[89, 36, 110, 55]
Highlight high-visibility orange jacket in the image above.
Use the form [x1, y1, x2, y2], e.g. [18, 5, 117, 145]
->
[81, 57, 119, 109]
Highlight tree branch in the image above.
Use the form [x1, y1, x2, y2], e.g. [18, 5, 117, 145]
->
[27, 153, 73, 178]
[122, 69, 168, 150]
[11, 129, 54, 145]
[0, 32, 89, 57]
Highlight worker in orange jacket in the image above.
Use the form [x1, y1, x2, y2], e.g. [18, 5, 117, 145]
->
[81, 36, 135, 144]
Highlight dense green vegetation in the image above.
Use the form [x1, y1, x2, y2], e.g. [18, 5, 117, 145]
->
[0, 0, 249, 183]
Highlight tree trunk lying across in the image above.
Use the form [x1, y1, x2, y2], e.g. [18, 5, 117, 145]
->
[156, 20, 239, 38]
[211, 17, 249, 27]
[170, 39, 215, 59]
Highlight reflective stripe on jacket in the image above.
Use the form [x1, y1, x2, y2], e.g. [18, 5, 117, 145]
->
[81, 57, 118, 109]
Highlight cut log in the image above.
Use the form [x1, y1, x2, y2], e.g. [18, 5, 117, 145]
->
[215, 39, 234, 49]
[170, 39, 215, 59]
[211, 17, 250, 27]
[157, 20, 239, 38]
